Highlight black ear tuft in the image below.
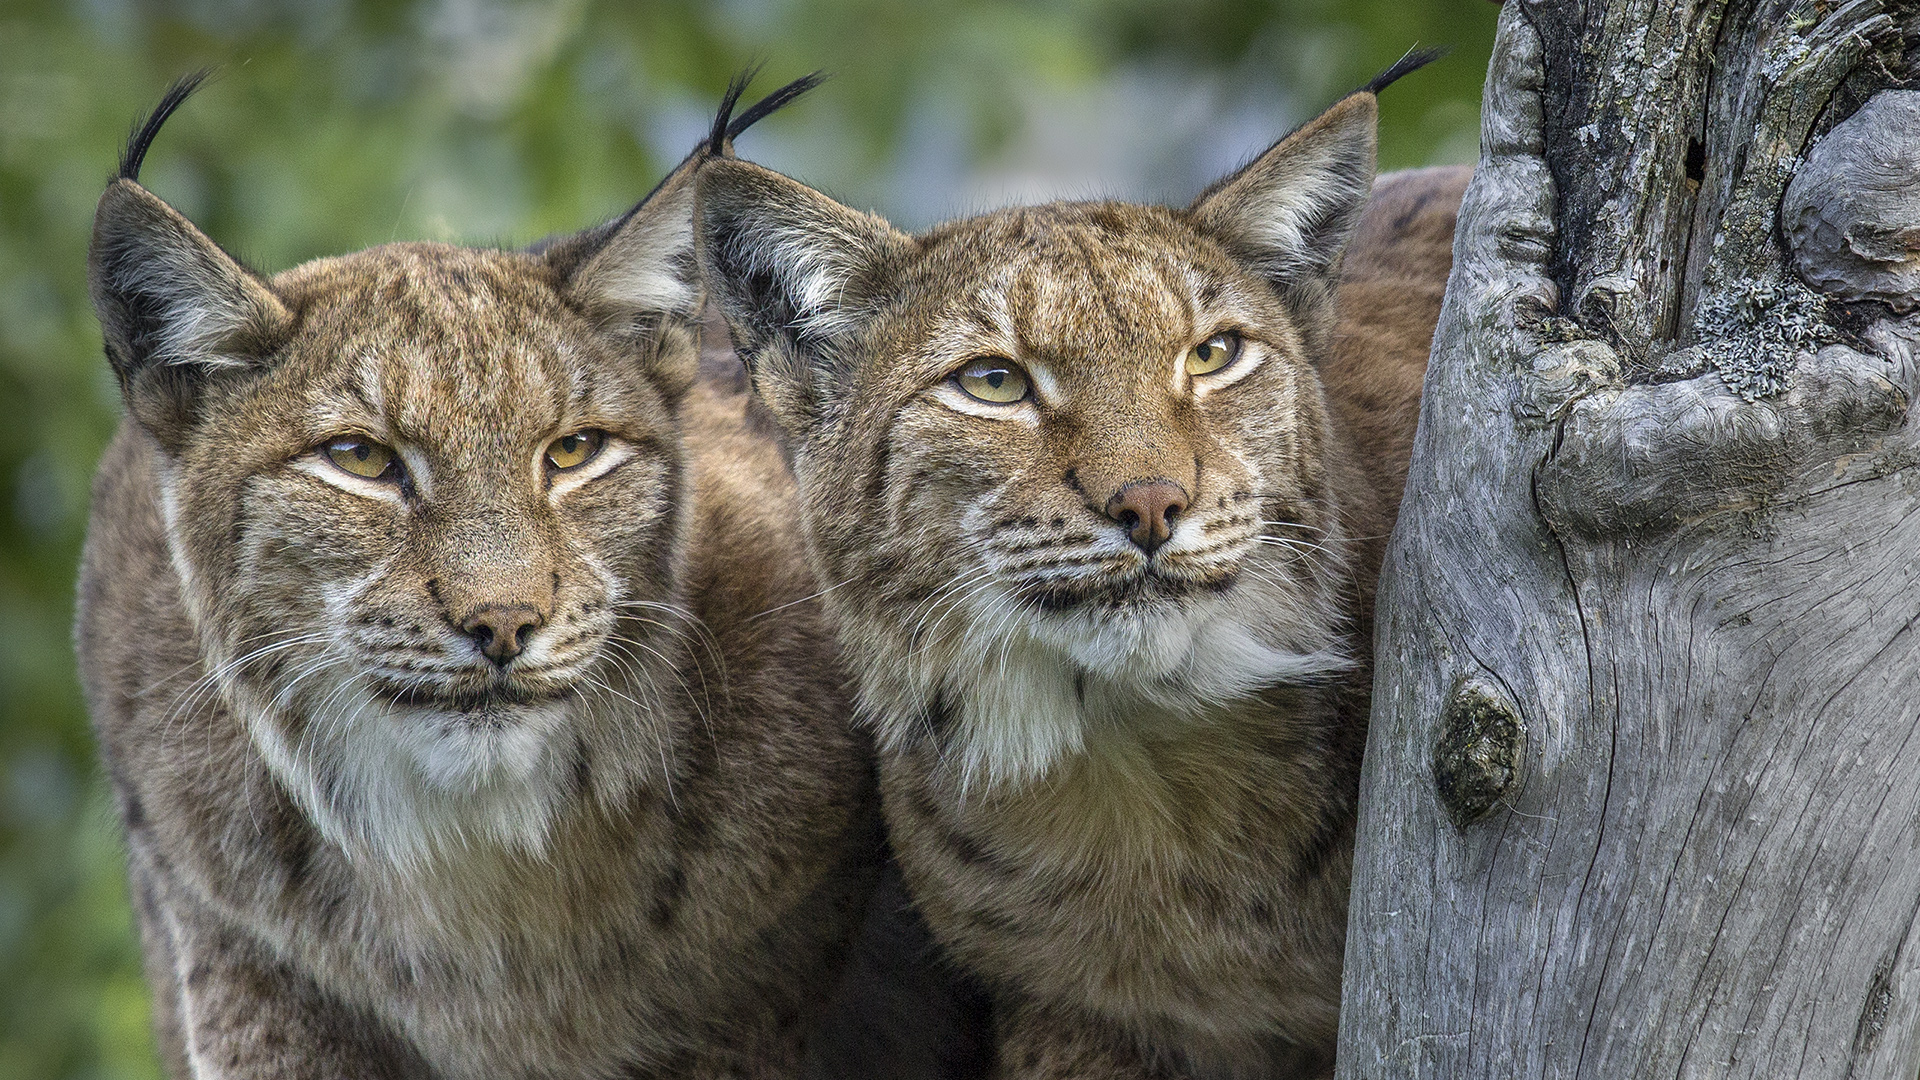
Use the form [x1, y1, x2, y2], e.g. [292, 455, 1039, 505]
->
[706, 65, 765, 157]
[726, 70, 828, 144]
[119, 69, 213, 182]
[706, 67, 829, 158]
[92, 71, 290, 449]
[544, 68, 827, 317]
[1360, 46, 1448, 97]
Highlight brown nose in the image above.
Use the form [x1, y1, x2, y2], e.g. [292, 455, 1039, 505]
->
[1103, 480, 1189, 554]
[460, 606, 544, 665]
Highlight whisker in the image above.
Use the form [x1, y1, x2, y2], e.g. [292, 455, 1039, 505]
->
[1255, 521, 1385, 544]
[610, 633, 712, 742]
[581, 669, 676, 810]
[748, 577, 852, 621]
[906, 571, 1002, 666]
[609, 599, 727, 698]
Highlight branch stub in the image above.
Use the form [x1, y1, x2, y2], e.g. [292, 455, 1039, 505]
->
[1431, 678, 1526, 831]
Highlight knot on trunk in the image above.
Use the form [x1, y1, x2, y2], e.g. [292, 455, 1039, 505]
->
[1534, 340, 1914, 537]
[1785, 90, 1920, 312]
[1431, 678, 1526, 831]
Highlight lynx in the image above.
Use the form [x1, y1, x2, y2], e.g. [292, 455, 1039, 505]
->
[694, 55, 1464, 1077]
[76, 73, 888, 1079]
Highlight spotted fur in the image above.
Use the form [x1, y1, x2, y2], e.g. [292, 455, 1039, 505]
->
[77, 76, 884, 1079]
[696, 67, 1465, 1077]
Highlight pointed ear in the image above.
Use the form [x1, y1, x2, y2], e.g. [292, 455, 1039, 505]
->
[551, 160, 704, 403]
[88, 178, 293, 445]
[545, 69, 829, 408]
[556, 161, 702, 325]
[560, 161, 702, 315]
[1189, 92, 1379, 349]
[694, 157, 913, 434]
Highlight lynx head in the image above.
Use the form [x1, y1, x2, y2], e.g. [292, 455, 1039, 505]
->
[697, 59, 1433, 790]
[89, 72, 814, 867]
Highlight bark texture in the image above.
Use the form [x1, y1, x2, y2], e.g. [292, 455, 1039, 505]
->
[1338, 1, 1920, 1077]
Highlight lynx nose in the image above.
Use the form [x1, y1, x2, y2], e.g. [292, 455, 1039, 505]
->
[460, 605, 543, 666]
[1103, 480, 1189, 554]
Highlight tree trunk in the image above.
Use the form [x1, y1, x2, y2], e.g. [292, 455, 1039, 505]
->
[1338, 1, 1920, 1077]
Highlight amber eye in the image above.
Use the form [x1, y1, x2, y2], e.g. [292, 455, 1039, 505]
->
[324, 438, 398, 481]
[953, 359, 1031, 405]
[1186, 332, 1242, 376]
[546, 430, 606, 472]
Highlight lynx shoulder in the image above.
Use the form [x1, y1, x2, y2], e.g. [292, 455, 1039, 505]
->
[694, 57, 1463, 1077]
[77, 74, 882, 1079]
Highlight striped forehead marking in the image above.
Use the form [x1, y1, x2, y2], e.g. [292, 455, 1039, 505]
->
[991, 228, 1205, 359]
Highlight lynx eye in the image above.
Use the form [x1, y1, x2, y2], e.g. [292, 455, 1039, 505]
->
[545, 430, 606, 472]
[953, 359, 1031, 405]
[324, 438, 398, 481]
[1186, 332, 1242, 376]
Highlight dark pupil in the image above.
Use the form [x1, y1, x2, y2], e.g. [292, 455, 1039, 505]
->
[351, 445, 372, 461]
[985, 371, 1005, 389]
[560, 436, 579, 453]
[1197, 344, 1214, 361]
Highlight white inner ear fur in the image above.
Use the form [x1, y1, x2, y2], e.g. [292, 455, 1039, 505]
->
[573, 183, 701, 319]
[113, 230, 284, 370]
[1194, 98, 1377, 284]
[723, 205, 889, 342]
[1209, 139, 1372, 281]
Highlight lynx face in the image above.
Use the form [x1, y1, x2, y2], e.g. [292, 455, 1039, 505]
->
[178, 247, 694, 865]
[93, 156, 707, 867]
[699, 95, 1381, 788]
[875, 205, 1348, 674]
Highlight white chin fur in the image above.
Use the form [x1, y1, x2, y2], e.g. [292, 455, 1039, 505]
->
[393, 698, 571, 795]
[911, 591, 1350, 793]
[240, 677, 577, 871]
[1025, 598, 1346, 697]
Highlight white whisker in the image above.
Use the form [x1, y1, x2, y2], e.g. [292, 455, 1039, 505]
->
[747, 576, 852, 620]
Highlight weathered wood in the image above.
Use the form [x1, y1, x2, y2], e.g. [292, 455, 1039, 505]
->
[1338, 1, 1920, 1076]
[1784, 91, 1920, 310]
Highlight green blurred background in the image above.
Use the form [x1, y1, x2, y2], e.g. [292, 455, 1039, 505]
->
[0, 0, 1495, 1075]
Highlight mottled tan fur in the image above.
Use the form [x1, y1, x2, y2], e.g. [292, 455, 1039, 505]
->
[695, 77, 1465, 1079]
[78, 85, 881, 1079]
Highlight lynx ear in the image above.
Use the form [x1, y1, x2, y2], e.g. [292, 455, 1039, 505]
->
[558, 165, 704, 328]
[1188, 93, 1378, 346]
[1189, 48, 1441, 351]
[542, 167, 703, 405]
[694, 157, 913, 433]
[552, 69, 830, 405]
[1191, 93, 1379, 286]
[89, 180, 293, 446]
[90, 73, 292, 446]
[90, 179, 292, 377]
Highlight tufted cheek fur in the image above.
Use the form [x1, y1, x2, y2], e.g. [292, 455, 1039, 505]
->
[742, 210, 1352, 790]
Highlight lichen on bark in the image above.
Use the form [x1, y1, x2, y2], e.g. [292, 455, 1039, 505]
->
[1688, 277, 1841, 400]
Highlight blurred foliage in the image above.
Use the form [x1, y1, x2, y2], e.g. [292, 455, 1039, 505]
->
[0, 0, 1496, 1075]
